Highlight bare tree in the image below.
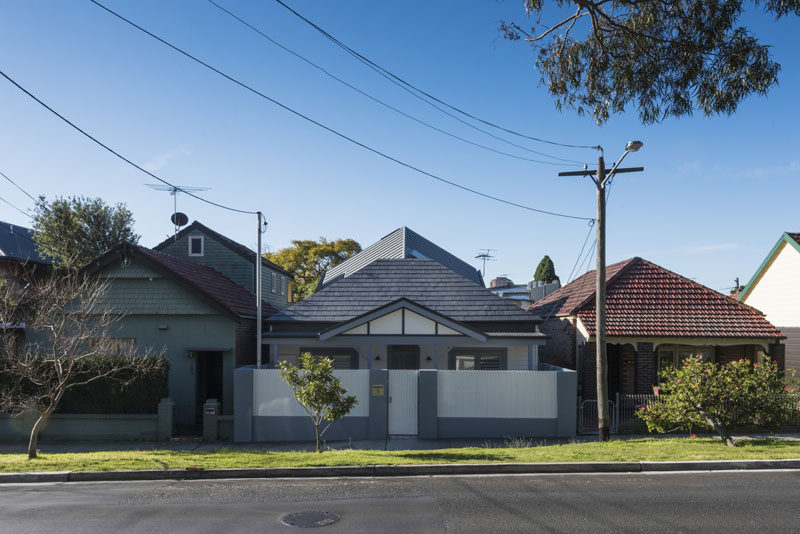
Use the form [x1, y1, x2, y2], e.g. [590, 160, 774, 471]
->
[0, 270, 163, 459]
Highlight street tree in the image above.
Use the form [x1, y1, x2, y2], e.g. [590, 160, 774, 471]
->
[278, 353, 357, 453]
[500, 1, 800, 124]
[33, 196, 140, 269]
[0, 272, 164, 459]
[638, 356, 797, 446]
[265, 238, 361, 301]
[533, 255, 559, 283]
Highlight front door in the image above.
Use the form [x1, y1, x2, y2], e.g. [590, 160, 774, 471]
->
[195, 351, 223, 424]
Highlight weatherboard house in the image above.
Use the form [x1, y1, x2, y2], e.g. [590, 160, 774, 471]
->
[528, 257, 785, 400]
[739, 232, 800, 373]
[234, 227, 577, 442]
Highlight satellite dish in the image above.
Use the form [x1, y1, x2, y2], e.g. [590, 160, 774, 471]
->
[171, 212, 189, 227]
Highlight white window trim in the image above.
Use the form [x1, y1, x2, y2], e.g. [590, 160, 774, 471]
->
[272, 272, 277, 293]
[280, 276, 287, 296]
[188, 235, 204, 257]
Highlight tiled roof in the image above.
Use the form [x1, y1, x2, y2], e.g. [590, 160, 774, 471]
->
[0, 221, 49, 263]
[529, 257, 783, 339]
[527, 258, 634, 318]
[153, 221, 291, 277]
[87, 243, 279, 319]
[270, 259, 532, 323]
[320, 227, 484, 287]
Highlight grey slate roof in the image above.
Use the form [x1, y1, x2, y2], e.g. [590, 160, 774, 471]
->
[319, 227, 484, 287]
[0, 221, 48, 263]
[271, 259, 531, 323]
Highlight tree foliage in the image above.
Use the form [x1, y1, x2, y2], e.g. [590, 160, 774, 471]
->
[265, 238, 361, 301]
[638, 356, 798, 446]
[33, 196, 140, 269]
[278, 353, 357, 452]
[501, 1, 800, 124]
[533, 255, 559, 283]
[0, 272, 163, 458]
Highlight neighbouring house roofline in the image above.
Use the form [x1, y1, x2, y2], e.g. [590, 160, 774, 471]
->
[82, 242, 280, 321]
[318, 297, 488, 341]
[739, 232, 800, 303]
[152, 220, 292, 277]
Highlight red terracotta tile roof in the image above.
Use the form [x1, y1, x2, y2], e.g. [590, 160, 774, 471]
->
[527, 258, 635, 319]
[87, 243, 279, 319]
[529, 257, 784, 339]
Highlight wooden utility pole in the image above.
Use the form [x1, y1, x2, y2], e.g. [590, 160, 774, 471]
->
[595, 155, 610, 441]
[559, 142, 643, 441]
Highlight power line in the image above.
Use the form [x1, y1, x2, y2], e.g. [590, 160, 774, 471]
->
[85, 1, 594, 222]
[0, 70, 257, 216]
[273, 0, 599, 152]
[207, 0, 583, 167]
[0, 194, 33, 220]
[0, 169, 38, 203]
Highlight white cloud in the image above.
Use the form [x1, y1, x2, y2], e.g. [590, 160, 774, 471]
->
[736, 161, 800, 179]
[142, 145, 191, 172]
[639, 243, 740, 257]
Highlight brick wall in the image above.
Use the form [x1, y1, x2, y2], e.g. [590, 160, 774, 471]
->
[538, 317, 577, 368]
[769, 342, 786, 372]
[634, 342, 655, 394]
[581, 341, 596, 398]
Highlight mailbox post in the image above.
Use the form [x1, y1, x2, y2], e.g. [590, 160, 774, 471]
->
[203, 399, 221, 442]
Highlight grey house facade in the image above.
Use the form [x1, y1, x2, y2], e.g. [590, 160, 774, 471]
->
[154, 221, 293, 310]
[84, 243, 280, 425]
[237, 246, 576, 443]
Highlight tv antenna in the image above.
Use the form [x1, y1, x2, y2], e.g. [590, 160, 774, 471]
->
[475, 249, 497, 277]
[146, 184, 211, 241]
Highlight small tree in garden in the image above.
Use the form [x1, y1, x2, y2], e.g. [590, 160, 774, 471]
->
[279, 353, 357, 453]
[0, 273, 164, 459]
[638, 357, 797, 447]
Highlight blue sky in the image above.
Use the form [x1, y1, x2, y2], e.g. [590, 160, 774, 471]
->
[1, 1, 797, 292]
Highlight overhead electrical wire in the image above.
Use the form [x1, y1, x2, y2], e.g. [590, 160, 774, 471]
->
[0, 70, 257, 215]
[1, 169, 38, 203]
[0, 194, 33, 220]
[85, 1, 594, 222]
[272, 0, 599, 152]
[207, 0, 582, 167]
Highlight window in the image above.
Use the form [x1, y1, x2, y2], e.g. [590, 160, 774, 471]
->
[448, 348, 507, 370]
[88, 338, 136, 357]
[189, 235, 204, 256]
[272, 273, 277, 293]
[281, 277, 287, 296]
[657, 345, 714, 376]
[300, 347, 358, 369]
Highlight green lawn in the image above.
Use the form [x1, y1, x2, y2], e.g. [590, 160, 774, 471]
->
[1, 438, 799, 473]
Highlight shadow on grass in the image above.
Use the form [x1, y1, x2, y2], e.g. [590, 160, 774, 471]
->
[393, 451, 517, 462]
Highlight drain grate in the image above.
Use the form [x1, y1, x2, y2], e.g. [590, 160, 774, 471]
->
[280, 511, 340, 528]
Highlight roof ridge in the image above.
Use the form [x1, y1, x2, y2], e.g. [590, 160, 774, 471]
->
[570, 257, 640, 314]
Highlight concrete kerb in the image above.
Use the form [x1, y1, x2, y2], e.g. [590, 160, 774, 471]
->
[3, 459, 800, 483]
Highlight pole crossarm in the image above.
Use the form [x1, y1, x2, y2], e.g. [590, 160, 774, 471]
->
[557, 167, 644, 177]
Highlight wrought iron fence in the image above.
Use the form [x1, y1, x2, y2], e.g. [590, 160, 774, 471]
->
[577, 397, 616, 434]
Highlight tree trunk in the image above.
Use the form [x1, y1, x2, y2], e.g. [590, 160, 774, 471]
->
[701, 412, 737, 447]
[315, 423, 321, 453]
[27, 408, 54, 460]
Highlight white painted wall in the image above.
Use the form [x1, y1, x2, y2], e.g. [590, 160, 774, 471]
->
[744, 242, 800, 327]
[437, 370, 558, 418]
[252, 369, 370, 417]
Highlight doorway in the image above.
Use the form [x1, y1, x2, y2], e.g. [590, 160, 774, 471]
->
[387, 345, 420, 370]
[195, 350, 223, 424]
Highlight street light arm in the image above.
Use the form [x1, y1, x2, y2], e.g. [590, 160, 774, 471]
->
[601, 149, 630, 187]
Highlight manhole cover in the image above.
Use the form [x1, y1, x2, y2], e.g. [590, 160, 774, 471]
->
[280, 511, 340, 528]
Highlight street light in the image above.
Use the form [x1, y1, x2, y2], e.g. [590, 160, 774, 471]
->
[593, 141, 643, 441]
[558, 142, 645, 441]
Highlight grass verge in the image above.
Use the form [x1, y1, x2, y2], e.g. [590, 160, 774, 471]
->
[1, 438, 800, 473]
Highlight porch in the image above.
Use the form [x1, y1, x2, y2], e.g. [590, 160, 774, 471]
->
[580, 338, 785, 399]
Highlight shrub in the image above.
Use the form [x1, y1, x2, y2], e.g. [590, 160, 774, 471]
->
[57, 356, 168, 414]
[638, 356, 798, 446]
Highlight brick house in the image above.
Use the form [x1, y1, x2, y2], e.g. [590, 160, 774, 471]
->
[528, 257, 785, 399]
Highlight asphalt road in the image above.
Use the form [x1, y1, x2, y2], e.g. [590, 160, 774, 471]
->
[1, 470, 799, 533]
